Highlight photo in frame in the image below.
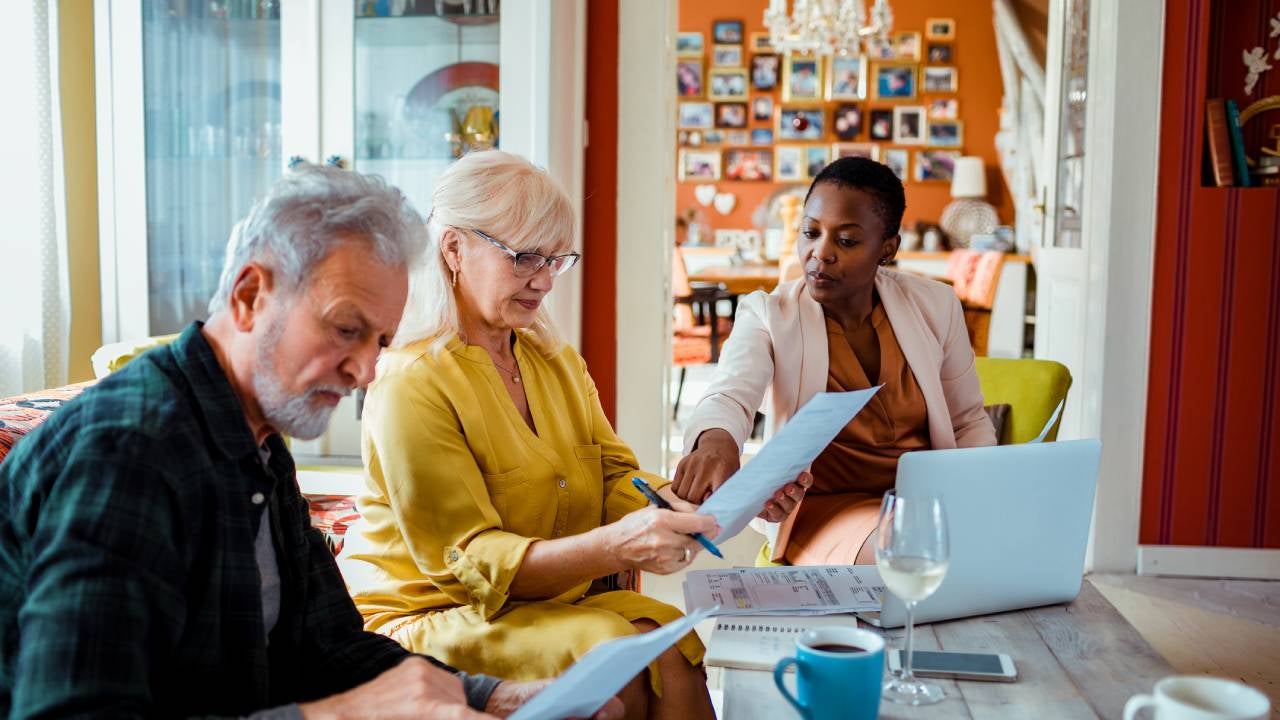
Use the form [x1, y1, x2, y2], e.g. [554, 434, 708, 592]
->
[677, 60, 704, 98]
[701, 130, 724, 145]
[873, 62, 918, 99]
[927, 119, 963, 147]
[923, 66, 958, 93]
[725, 148, 774, 181]
[928, 97, 959, 119]
[826, 54, 867, 100]
[715, 102, 748, 128]
[777, 105, 826, 140]
[893, 31, 922, 61]
[869, 109, 894, 140]
[712, 19, 744, 44]
[726, 129, 750, 145]
[676, 32, 705, 57]
[925, 18, 956, 40]
[752, 95, 774, 121]
[915, 149, 961, 181]
[832, 103, 863, 140]
[749, 32, 775, 52]
[783, 54, 823, 102]
[805, 144, 831, 178]
[751, 128, 774, 145]
[678, 102, 714, 129]
[713, 44, 744, 67]
[883, 147, 909, 181]
[751, 54, 780, 90]
[775, 145, 805, 182]
[832, 142, 880, 161]
[866, 36, 895, 60]
[708, 68, 749, 100]
[893, 105, 926, 145]
[679, 149, 721, 181]
[927, 42, 953, 64]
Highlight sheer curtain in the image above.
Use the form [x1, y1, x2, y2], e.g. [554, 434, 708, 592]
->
[0, 0, 68, 397]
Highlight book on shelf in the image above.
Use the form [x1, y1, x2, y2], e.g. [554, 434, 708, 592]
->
[1204, 99, 1234, 187]
[1225, 99, 1250, 188]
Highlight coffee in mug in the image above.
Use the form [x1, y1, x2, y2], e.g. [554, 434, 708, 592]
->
[1124, 676, 1270, 720]
[773, 627, 884, 720]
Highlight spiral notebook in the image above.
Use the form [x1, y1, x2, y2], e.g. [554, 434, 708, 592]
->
[703, 614, 862, 671]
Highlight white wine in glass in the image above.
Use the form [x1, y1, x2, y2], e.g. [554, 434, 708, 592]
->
[876, 490, 949, 706]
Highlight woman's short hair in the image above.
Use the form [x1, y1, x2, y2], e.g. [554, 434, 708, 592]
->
[394, 149, 576, 354]
[208, 163, 426, 314]
[804, 156, 907, 240]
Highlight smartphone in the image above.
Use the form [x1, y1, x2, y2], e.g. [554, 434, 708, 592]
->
[886, 649, 1018, 682]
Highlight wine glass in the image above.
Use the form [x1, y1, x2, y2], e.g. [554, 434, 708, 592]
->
[875, 490, 950, 706]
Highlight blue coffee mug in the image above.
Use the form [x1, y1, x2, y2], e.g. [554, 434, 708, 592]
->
[773, 626, 884, 720]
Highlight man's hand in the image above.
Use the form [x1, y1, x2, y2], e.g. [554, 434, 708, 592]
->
[484, 680, 624, 719]
[299, 657, 494, 720]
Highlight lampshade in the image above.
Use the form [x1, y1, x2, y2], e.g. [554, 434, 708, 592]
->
[950, 156, 987, 199]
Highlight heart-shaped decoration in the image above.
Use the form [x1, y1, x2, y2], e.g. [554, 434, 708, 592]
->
[694, 184, 717, 206]
[713, 192, 737, 215]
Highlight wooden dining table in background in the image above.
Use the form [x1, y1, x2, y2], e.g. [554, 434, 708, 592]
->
[687, 262, 781, 295]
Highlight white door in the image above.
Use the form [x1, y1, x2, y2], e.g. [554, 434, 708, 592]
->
[1032, 0, 1091, 440]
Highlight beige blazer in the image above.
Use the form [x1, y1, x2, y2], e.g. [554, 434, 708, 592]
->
[683, 269, 996, 559]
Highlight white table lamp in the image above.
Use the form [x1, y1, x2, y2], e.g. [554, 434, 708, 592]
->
[940, 156, 999, 248]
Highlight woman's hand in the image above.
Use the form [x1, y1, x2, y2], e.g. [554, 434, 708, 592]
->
[757, 471, 812, 522]
[601, 507, 720, 575]
[672, 430, 741, 503]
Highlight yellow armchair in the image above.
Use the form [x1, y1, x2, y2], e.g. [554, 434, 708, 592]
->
[974, 357, 1072, 444]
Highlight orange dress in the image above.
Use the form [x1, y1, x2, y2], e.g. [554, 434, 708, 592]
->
[784, 304, 931, 565]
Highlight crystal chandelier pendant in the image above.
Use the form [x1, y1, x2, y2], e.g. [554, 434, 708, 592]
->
[764, 0, 893, 58]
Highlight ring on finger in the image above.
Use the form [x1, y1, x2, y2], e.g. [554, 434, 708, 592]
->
[682, 547, 691, 563]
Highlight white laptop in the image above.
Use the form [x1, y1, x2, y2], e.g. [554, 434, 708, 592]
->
[857, 439, 1101, 628]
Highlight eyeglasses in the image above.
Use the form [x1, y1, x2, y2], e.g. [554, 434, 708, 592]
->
[470, 228, 581, 277]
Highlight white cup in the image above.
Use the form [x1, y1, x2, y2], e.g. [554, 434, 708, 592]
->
[1124, 676, 1270, 719]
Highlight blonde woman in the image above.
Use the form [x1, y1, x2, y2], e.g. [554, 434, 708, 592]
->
[338, 151, 803, 720]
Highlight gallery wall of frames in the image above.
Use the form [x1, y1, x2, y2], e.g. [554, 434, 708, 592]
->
[675, 0, 1014, 234]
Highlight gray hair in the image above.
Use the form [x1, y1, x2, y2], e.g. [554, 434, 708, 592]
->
[208, 163, 427, 314]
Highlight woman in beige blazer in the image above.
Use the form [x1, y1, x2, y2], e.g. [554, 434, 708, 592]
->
[674, 157, 996, 564]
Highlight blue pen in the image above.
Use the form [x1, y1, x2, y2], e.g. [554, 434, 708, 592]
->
[631, 477, 724, 559]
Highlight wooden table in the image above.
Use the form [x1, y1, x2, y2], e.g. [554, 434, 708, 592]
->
[688, 264, 780, 295]
[715, 579, 1175, 719]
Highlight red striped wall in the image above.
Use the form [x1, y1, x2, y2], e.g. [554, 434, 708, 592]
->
[1142, 0, 1280, 547]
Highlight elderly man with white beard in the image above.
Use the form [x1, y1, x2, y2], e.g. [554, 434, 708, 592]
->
[0, 165, 620, 720]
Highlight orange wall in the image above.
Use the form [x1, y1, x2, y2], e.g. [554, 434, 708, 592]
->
[676, 0, 1014, 237]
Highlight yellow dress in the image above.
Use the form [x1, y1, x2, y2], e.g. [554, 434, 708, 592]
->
[337, 333, 704, 685]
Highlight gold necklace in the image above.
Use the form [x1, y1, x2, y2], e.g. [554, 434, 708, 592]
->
[491, 356, 522, 384]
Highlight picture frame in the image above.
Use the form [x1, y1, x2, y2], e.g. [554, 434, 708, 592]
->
[676, 32, 705, 57]
[751, 54, 780, 90]
[708, 68, 749, 100]
[751, 128, 774, 145]
[749, 32, 775, 52]
[775, 145, 806, 182]
[927, 97, 959, 119]
[804, 144, 831, 179]
[832, 142, 880, 161]
[893, 105, 926, 145]
[713, 44, 744, 67]
[752, 95, 774, 121]
[927, 42, 953, 64]
[782, 54, 823, 102]
[725, 148, 774, 181]
[869, 109, 894, 140]
[825, 54, 867, 100]
[701, 130, 724, 145]
[715, 101, 749, 128]
[712, 19, 745, 45]
[915, 149, 961, 181]
[866, 36, 895, 60]
[923, 66, 958, 93]
[678, 102, 714, 129]
[925, 17, 956, 40]
[832, 103, 863, 140]
[776, 105, 826, 141]
[873, 62, 918, 100]
[677, 59, 705, 98]
[726, 129, 750, 145]
[892, 31, 923, 61]
[927, 119, 963, 147]
[679, 149, 722, 181]
[883, 148, 909, 181]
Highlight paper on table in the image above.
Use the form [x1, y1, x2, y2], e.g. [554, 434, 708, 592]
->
[508, 606, 717, 720]
[698, 389, 880, 541]
[683, 565, 884, 616]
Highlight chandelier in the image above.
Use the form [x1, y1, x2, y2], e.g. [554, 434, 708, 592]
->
[764, 0, 894, 57]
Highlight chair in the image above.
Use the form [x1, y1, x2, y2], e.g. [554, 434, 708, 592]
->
[944, 250, 1004, 357]
[974, 357, 1072, 444]
[672, 246, 734, 419]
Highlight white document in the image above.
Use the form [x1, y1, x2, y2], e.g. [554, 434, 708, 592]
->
[1030, 398, 1066, 443]
[683, 565, 884, 617]
[704, 614, 862, 671]
[508, 606, 716, 720]
[699, 389, 880, 541]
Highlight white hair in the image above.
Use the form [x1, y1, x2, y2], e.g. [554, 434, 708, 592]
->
[208, 163, 427, 314]
[394, 149, 575, 354]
